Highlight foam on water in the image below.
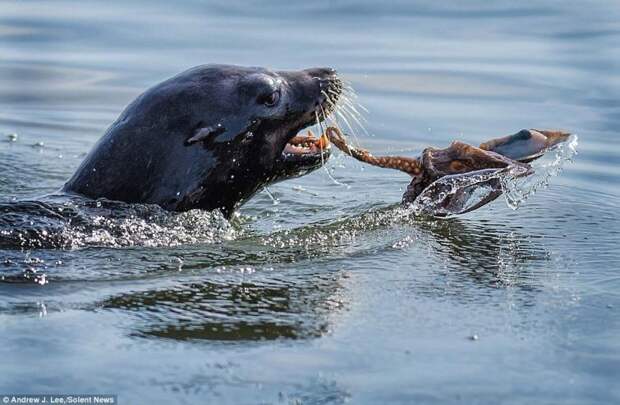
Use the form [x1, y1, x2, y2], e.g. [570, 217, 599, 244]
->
[0, 197, 236, 249]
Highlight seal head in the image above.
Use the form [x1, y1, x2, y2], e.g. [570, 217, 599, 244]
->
[63, 64, 341, 216]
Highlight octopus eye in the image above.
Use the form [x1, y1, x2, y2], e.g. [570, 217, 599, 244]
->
[258, 90, 280, 107]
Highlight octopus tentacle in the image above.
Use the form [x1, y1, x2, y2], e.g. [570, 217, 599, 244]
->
[325, 127, 423, 176]
[478, 129, 571, 163]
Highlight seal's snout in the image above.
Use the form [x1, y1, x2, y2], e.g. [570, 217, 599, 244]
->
[303, 67, 342, 119]
[304, 67, 341, 95]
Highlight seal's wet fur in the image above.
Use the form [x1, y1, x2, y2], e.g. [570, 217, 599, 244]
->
[64, 64, 341, 217]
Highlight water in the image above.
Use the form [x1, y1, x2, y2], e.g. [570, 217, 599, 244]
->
[1, 1, 619, 403]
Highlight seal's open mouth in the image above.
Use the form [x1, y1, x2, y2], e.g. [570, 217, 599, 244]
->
[272, 128, 332, 180]
[283, 129, 330, 158]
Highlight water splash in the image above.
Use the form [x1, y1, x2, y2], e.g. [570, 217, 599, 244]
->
[409, 166, 530, 216]
[0, 197, 236, 249]
[502, 134, 579, 209]
[409, 135, 578, 216]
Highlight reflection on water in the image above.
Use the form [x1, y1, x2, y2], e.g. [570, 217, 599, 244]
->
[420, 217, 549, 289]
[101, 270, 346, 342]
[1, 0, 620, 403]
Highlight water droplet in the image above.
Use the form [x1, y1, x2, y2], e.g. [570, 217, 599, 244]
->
[35, 274, 48, 285]
[38, 302, 47, 317]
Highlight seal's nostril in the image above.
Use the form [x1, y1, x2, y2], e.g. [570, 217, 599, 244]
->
[306, 67, 337, 79]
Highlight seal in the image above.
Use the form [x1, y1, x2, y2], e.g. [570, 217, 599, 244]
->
[63, 64, 342, 217]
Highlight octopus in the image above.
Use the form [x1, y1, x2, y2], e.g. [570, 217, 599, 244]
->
[303, 127, 571, 214]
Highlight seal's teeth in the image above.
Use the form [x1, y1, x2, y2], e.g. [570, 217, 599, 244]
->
[307, 129, 315, 138]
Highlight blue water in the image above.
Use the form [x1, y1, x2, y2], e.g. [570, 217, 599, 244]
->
[1, 1, 619, 404]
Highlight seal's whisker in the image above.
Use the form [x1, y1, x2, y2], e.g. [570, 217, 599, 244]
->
[356, 103, 369, 114]
[316, 109, 346, 187]
[341, 102, 368, 124]
[322, 91, 344, 124]
[321, 91, 343, 135]
[342, 83, 359, 103]
[324, 78, 369, 149]
[340, 102, 370, 138]
[314, 109, 322, 133]
[338, 98, 357, 118]
[319, 103, 337, 149]
[321, 90, 337, 109]
[315, 111, 326, 161]
[339, 81, 372, 141]
[336, 109, 362, 148]
[342, 79, 355, 90]
[340, 95, 367, 122]
[342, 96, 359, 114]
[327, 88, 342, 98]
[333, 90, 348, 115]
[322, 88, 353, 147]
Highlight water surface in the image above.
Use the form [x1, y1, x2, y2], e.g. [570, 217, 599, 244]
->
[1, 1, 619, 404]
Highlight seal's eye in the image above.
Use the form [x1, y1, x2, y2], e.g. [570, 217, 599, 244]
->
[258, 90, 280, 107]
